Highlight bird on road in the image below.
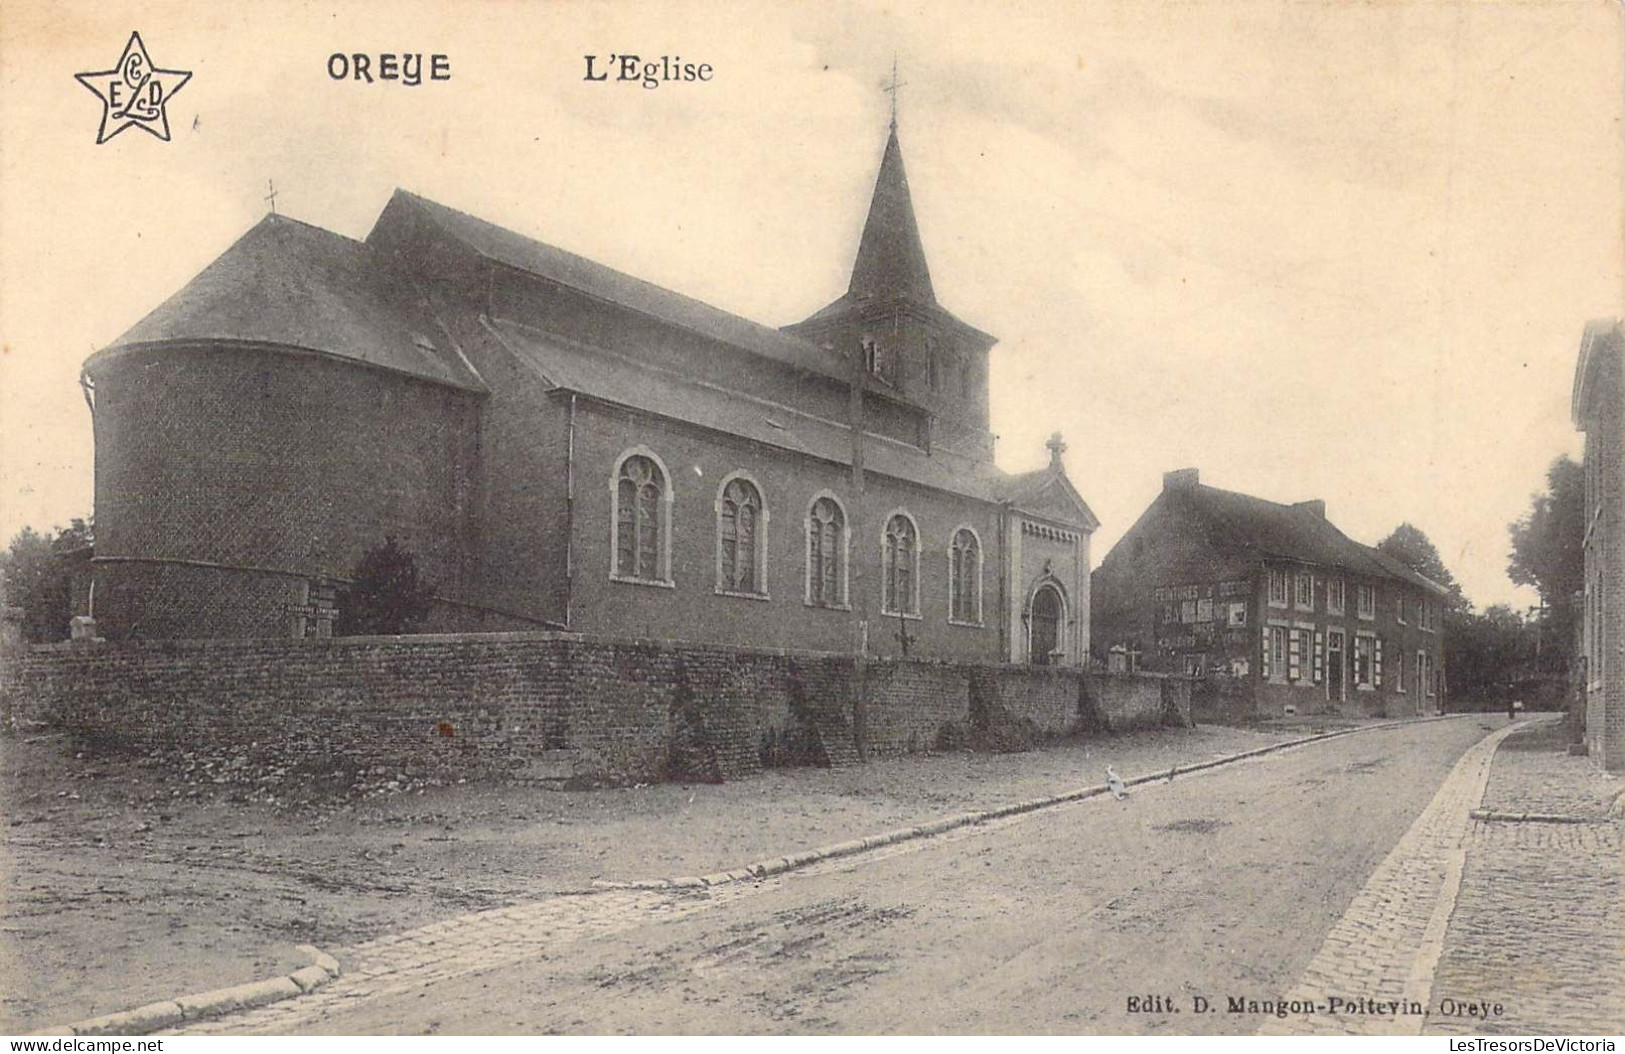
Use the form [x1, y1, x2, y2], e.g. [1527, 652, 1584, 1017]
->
[1107, 765, 1128, 800]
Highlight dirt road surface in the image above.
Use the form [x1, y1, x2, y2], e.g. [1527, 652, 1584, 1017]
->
[253, 718, 1497, 1034]
[4, 721, 1321, 1031]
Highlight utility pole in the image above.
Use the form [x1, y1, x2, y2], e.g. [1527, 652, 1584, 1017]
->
[849, 337, 871, 761]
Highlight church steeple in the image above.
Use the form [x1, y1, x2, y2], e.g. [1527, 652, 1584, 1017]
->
[847, 126, 935, 305]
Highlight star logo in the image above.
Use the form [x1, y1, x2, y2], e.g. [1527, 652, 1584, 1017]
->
[74, 32, 191, 144]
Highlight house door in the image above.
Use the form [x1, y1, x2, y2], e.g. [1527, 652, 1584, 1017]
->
[1029, 585, 1062, 665]
[1327, 630, 1345, 704]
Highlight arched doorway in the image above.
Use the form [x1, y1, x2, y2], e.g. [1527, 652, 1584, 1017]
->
[1028, 583, 1064, 665]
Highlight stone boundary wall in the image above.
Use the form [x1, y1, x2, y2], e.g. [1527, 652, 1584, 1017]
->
[0, 632, 1188, 786]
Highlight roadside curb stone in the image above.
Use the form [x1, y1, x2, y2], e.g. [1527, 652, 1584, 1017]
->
[37, 943, 342, 1036]
[150, 714, 1462, 1035]
[592, 713, 1469, 892]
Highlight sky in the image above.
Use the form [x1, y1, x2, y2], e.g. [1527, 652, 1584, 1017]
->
[1, 0, 1620, 611]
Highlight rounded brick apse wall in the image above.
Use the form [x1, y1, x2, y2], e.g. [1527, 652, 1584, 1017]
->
[86, 343, 484, 639]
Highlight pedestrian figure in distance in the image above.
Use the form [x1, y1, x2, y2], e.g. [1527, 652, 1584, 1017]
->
[1107, 765, 1128, 800]
[1507, 697, 1517, 722]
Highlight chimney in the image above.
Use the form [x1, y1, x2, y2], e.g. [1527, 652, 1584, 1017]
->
[1163, 467, 1200, 492]
[1294, 499, 1326, 519]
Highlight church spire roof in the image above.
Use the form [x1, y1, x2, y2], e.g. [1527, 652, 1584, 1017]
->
[847, 125, 935, 304]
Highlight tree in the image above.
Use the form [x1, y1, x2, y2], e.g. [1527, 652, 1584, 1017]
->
[335, 537, 434, 636]
[1376, 522, 1490, 704]
[1, 518, 94, 643]
[1508, 455, 1585, 676]
[1376, 522, 1467, 612]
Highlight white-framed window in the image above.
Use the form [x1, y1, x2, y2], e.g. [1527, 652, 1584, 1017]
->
[881, 511, 921, 617]
[1228, 602, 1248, 627]
[1375, 636, 1384, 688]
[1425, 651, 1437, 698]
[1327, 578, 1346, 615]
[715, 473, 768, 598]
[1295, 573, 1315, 611]
[1268, 569, 1289, 608]
[1353, 634, 1375, 688]
[1196, 597, 1214, 623]
[1396, 646, 1406, 693]
[948, 526, 983, 625]
[1264, 623, 1288, 682]
[1417, 652, 1427, 699]
[805, 492, 849, 609]
[1397, 595, 1408, 625]
[1288, 627, 1305, 682]
[1313, 629, 1325, 684]
[610, 448, 673, 586]
[1356, 583, 1376, 620]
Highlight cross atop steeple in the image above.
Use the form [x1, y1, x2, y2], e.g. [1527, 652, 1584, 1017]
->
[263, 179, 278, 216]
[1046, 432, 1068, 466]
[882, 56, 906, 130]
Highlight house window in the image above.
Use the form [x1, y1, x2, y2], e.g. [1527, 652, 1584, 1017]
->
[1397, 596, 1408, 624]
[806, 495, 847, 608]
[1228, 602, 1248, 627]
[1353, 635, 1374, 688]
[1313, 630, 1325, 684]
[1295, 573, 1314, 610]
[1196, 598, 1214, 623]
[612, 451, 670, 584]
[1268, 569, 1289, 608]
[1327, 579, 1346, 615]
[1417, 652, 1427, 699]
[1375, 636, 1384, 687]
[949, 527, 982, 624]
[716, 475, 766, 596]
[1288, 628, 1305, 682]
[1356, 584, 1376, 620]
[882, 512, 920, 616]
[1264, 624, 1287, 681]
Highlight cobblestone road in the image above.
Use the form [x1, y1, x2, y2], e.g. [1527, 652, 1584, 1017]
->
[1425, 722, 1624, 1037]
[1260, 717, 1624, 1037]
[1258, 721, 1520, 1036]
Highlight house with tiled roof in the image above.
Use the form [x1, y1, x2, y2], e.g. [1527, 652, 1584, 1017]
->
[80, 122, 1099, 663]
[1091, 468, 1449, 718]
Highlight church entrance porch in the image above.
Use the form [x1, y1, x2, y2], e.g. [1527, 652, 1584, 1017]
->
[1027, 583, 1064, 665]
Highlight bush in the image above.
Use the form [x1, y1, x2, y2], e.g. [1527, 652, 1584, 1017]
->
[335, 537, 434, 636]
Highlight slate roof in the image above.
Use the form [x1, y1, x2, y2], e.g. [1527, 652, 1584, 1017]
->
[387, 191, 847, 384]
[790, 128, 993, 345]
[485, 318, 1027, 505]
[91, 215, 484, 391]
[1169, 483, 1450, 595]
[848, 126, 935, 304]
[1000, 466, 1101, 531]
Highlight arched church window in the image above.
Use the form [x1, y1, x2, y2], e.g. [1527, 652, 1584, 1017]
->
[717, 475, 766, 596]
[882, 513, 920, 616]
[807, 495, 847, 608]
[613, 453, 668, 583]
[949, 527, 981, 624]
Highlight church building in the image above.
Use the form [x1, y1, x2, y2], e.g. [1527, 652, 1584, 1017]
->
[80, 121, 1099, 664]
